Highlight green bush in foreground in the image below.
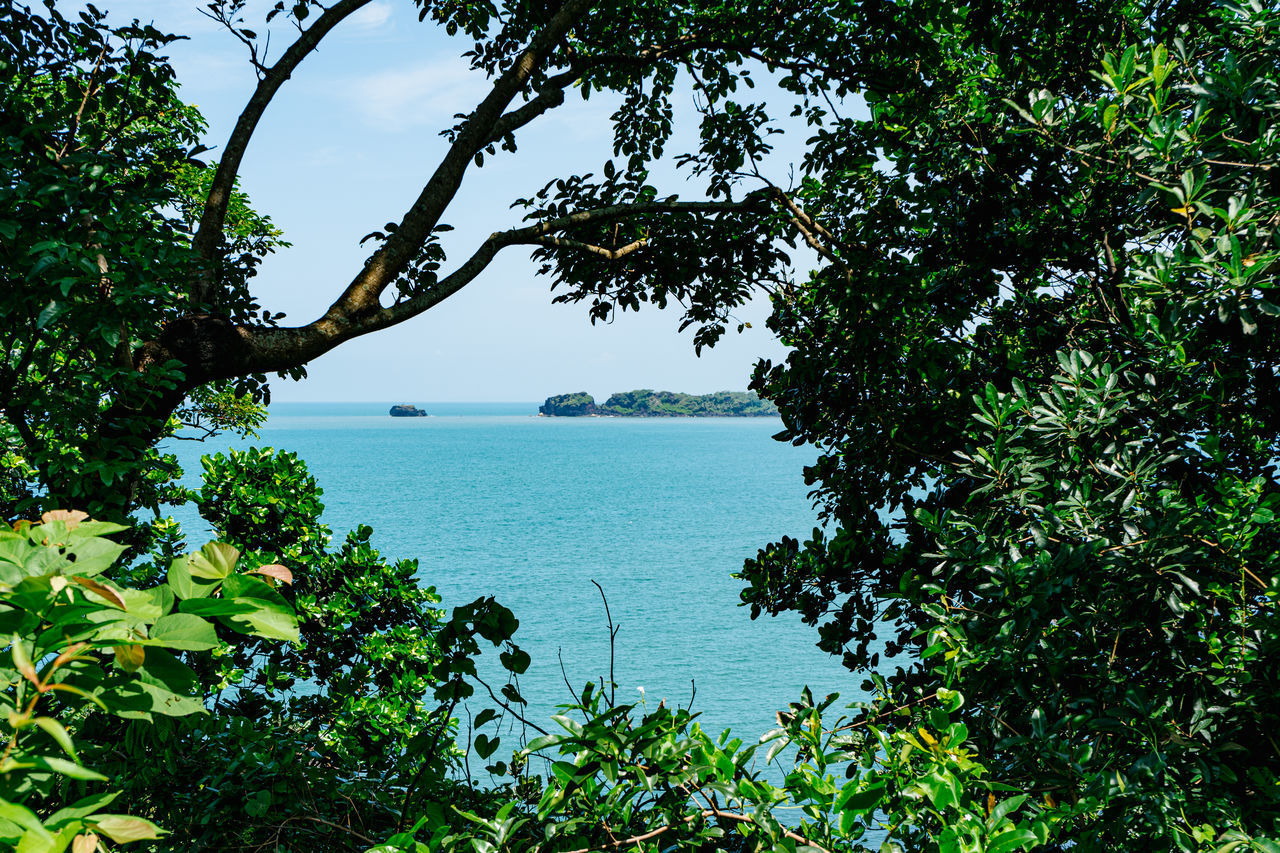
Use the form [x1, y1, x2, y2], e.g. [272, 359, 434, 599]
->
[0, 511, 298, 852]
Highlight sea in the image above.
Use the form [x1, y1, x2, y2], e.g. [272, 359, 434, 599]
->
[165, 402, 866, 775]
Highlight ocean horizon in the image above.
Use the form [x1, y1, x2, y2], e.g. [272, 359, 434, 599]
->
[166, 401, 864, 776]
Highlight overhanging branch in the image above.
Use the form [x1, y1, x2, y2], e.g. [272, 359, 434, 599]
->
[206, 196, 759, 379]
[316, 0, 596, 329]
[191, 0, 376, 304]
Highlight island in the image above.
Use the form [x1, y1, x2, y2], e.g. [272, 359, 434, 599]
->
[539, 390, 778, 417]
[389, 404, 428, 417]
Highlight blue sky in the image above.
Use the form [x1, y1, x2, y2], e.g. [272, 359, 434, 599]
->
[133, 1, 821, 401]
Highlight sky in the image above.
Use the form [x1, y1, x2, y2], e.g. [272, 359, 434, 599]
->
[128, 1, 825, 402]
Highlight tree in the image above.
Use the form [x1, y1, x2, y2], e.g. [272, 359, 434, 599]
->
[736, 0, 1280, 847]
[0, 0, 284, 521]
[388, 2, 1280, 849]
[1, 0, 877, 522]
[8, 0, 1279, 849]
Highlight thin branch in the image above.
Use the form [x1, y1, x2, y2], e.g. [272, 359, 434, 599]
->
[473, 674, 550, 737]
[199, 4, 270, 76]
[705, 808, 833, 853]
[1200, 156, 1274, 171]
[560, 811, 704, 853]
[192, 0, 376, 303]
[591, 579, 618, 707]
[828, 692, 940, 733]
[56, 47, 108, 161]
[396, 696, 458, 833]
[529, 235, 648, 260]
[272, 816, 376, 846]
[557, 647, 584, 711]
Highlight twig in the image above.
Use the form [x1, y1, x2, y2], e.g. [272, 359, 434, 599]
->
[396, 695, 458, 833]
[591, 579, 618, 707]
[530, 234, 648, 261]
[473, 673, 550, 736]
[829, 692, 939, 733]
[56, 47, 108, 161]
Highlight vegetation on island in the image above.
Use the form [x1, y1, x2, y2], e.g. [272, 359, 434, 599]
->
[1, 0, 1278, 851]
[539, 390, 777, 417]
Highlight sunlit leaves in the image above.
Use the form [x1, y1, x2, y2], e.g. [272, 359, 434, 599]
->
[0, 515, 299, 850]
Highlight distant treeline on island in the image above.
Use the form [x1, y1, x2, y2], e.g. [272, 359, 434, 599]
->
[539, 390, 778, 417]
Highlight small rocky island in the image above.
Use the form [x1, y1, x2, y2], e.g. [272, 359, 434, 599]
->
[389, 404, 428, 417]
[539, 390, 777, 417]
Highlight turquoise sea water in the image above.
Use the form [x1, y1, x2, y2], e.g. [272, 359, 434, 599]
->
[167, 402, 862, 755]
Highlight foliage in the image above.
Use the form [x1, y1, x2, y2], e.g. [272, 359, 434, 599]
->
[0, 0, 199, 519]
[0, 511, 297, 852]
[373, 684, 1087, 853]
[89, 447, 455, 850]
[0, 0, 283, 522]
[736, 0, 1280, 848]
[600, 390, 776, 417]
[8, 0, 1280, 850]
[392, 1, 1280, 850]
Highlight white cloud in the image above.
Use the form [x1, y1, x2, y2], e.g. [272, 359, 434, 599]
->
[345, 2, 393, 31]
[344, 58, 489, 130]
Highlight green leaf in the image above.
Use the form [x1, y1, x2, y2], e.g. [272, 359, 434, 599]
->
[177, 598, 255, 618]
[31, 754, 108, 782]
[524, 734, 564, 753]
[474, 733, 499, 759]
[499, 648, 530, 674]
[148, 614, 220, 651]
[46, 792, 119, 828]
[219, 574, 298, 642]
[32, 717, 77, 760]
[11, 635, 37, 685]
[918, 769, 961, 811]
[166, 556, 220, 600]
[989, 794, 1028, 825]
[0, 797, 50, 835]
[90, 815, 166, 843]
[62, 537, 126, 578]
[102, 678, 204, 718]
[937, 687, 964, 712]
[987, 827, 1039, 853]
[187, 542, 238, 580]
[35, 301, 67, 331]
[835, 780, 885, 815]
[119, 586, 173, 623]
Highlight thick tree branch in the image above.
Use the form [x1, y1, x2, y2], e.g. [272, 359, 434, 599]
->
[191, 0, 375, 304]
[146, 197, 760, 385]
[316, 0, 595, 332]
[369, 198, 759, 330]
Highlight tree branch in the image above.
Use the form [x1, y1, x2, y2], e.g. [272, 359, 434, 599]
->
[191, 0, 376, 304]
[161, 196, 757, 383]
[526, 235, 648, 260]
[316, 0, 595, 330]
[370, 198, 757, 329]
[485, 66, 583, 145]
